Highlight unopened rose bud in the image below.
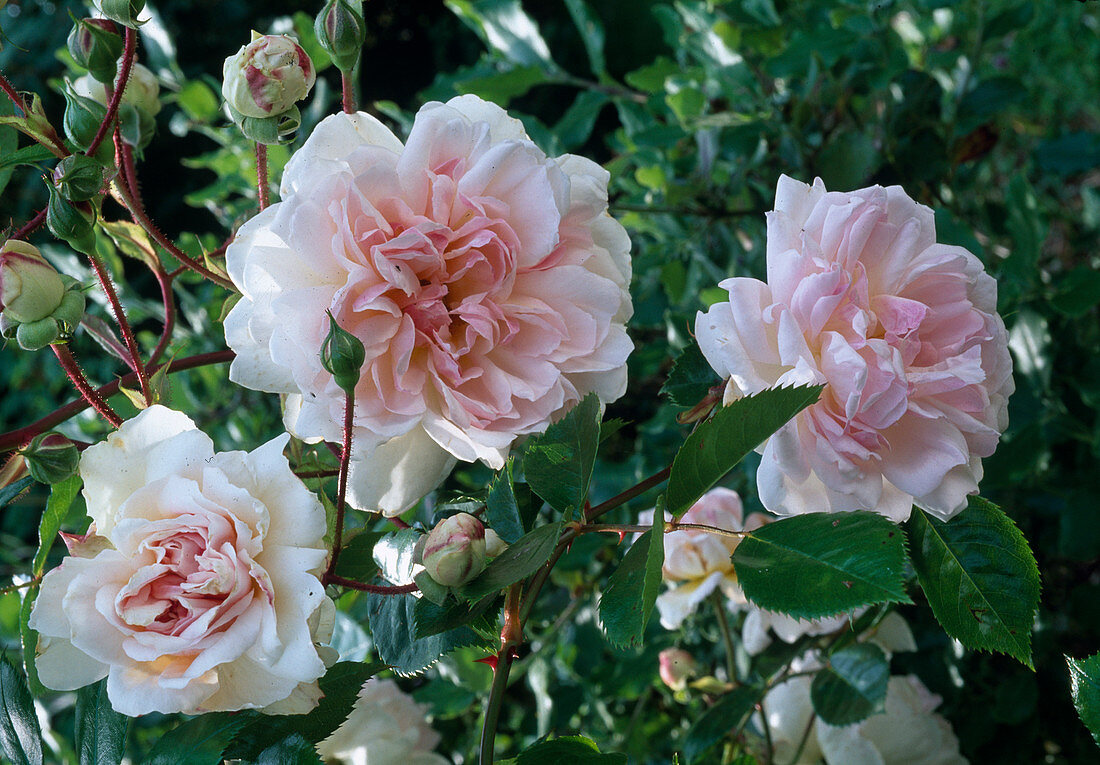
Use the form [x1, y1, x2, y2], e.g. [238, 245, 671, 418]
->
[222, 34, 315, 120]
[46, 184, 98, 255]
[72, 63, 162, 118]
[22, 432, 80, 484]
[0, 241, 65, 325]
[658, 648, 697, 692]
[52, 154, 109, 202]
[68, 18, 123, 83]
[484, 528, 508, 558]
[93, 0, 145, 28]
[61, 86, 107, 153]
[315, 0, 366, 73]
[422, 512, 487, 587]
[320, 311, 365, 394]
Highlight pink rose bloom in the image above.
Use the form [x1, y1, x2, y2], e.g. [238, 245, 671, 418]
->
[657, 647, 697, 691]
[696, 176, 1013, 521]
[644, 488, 768, 628]
[29, 406, 333, 716]
[225, 95, 632, 515]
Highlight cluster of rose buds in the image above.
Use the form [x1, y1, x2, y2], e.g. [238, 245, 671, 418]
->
[0, 241, 85, 351]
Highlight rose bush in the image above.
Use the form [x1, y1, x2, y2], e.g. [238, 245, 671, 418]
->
[28, 406, 334, 716]
[225, 95, 632, 514]
[696, 176, 1013, 521]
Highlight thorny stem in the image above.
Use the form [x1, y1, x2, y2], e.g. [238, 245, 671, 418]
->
[0, 350, 235, 452]
[321, 574, 418, 595]
[587, 466, 671, 522]
[0, 577, 42, 597]
[51, 344, 122, 428]
[12, 208, 47, 240]
[149, 265, 176, 365]
[87, 28, 136, 156]
[480, 584, 523, 765]
[88, 253, 152, 402]
[325, 391, 355, 579]
[341, 72, 355, 114]
[711, 590, 738, 683]
[255, 142, 270, 210]
[294, 468, 338, 480]
[0, 71, 27, 114]
[577, 521, 749, 540]
[120, 140, 143, 209]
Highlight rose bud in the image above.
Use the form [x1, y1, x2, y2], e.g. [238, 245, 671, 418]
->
[68, 18, 123, 83]
[320, 311, 365, 394]
[315, 0, 366, 73]
[93, 0, 145, 28]
[422, 512, 487, 587]
[52, 154, 110, 202]
[22, 432, 80, 485]
[0, 241, 65, 325]
[222, 33, 315, 120]
[46, 183, 98, 255]
[72, 63, 162, 118]
[61, 85, 107, 153]
[484, 528, 508, 558]
[658, 648, 697, 692]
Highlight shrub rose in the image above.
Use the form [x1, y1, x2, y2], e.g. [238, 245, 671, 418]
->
[222, 34, 315, 118]
[646, 488, 768, 628]
[316, 678, 448, 765]
[28, 406, 333, 716]
[225, 95, 632, 514]
[696, 176, 1013, 521]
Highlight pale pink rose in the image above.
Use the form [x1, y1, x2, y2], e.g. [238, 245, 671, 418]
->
[225, 95, 632, 515]
[696, 176, 1013, 521]
[28, 406, 333, 716]
[646, 488, 769, 628]
[316, 678, 448, 765]
[658, 647, 697, 691]
[742, 607, 917, 656]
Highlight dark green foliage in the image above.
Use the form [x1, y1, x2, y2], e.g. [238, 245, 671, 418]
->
[598, 528, 664, 649]
[523, 394, 601, 516]
[811, 644, 890, 726]
[75, 681, 128, 765]
[0, 658, 42, 765]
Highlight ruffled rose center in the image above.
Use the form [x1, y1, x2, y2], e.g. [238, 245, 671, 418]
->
[115, 513, 268, 639]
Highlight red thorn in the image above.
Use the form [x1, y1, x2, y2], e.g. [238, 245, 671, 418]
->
[476, 655, 499, 672]
[617, 530, 627, 544]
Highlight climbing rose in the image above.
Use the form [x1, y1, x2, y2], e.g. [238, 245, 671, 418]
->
[225, 95, 632, 514]
[28, 406, 333, 716]
[696, 176, 1012, 521]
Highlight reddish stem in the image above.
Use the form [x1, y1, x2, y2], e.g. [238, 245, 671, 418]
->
[150, 266, 176, 365]
[120, 140, 143, 209]
[0, 70, 27, 114]
[255, 143, 270, 210]
[341, 72, 355, 114]
[88, 254, 152, 402]
[325, 391, 355, 578]
[12, 208, 47, 240]
[0, 350, 234, 452]
[86, 28, 136, 156]
[50, 344, 123, 428]
[322, 574, 418, 595]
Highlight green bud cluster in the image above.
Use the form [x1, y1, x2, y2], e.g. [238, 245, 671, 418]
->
[21, 432, 80, 485]
[67, 18, 123, 83]
[46, 183, 98, 255]
[52, 154, 110, 202]
[0, 241, 86, 352]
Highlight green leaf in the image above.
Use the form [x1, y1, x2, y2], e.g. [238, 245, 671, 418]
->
[816, 131, 879, 190]
[554, 90, 608, 151]
[75, 680, 128, 765]
[598, 528, 664, 649]
[0, 100, 17, 197]
[459, 523, 562, 602]
[907, 498, 1041, 668]
[0, 143, 55, 172]
[732, 512, 912, 619]
[143, 713, 248, 765]
[0, 657, 42, 765]
[0, 476, 33, 510]
[486, 459, 526, 543]
[661, 344, 721, 407]
[227, 661, 384, 759]
[372, 528, 421, 585]
[458, 65, 548, 104]
[666, 385, 822, 517]
[523, 393, 602, 515]
[175, 80, 220, 123]
[811, 643, 890, 725]
[1067, 653, 1100, 746]
[253, 734, 322, 765]
[414, 595, 499, 640]
[368, 593, 483, 676]
[563, 0, 607, 78]
[333, 530, 385, 582]
[445, 0, 558, 70]
[33, 475, 80, 576]
[682, 686, 757, 764]
[515, 735, 626, 764]
[1052, 267, 1100, 317]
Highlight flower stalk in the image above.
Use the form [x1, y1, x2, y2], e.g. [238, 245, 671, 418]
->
[51, 343, 122, 428]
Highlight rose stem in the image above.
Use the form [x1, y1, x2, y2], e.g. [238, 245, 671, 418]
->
[325, 390, 355, 579]
[479, 583, 523, 765]
[119, 140, 143, 209]
[322, 575, 418, 595]
[710, 590, 738, 683]
[149, 264, 176, 365]
[254, 143, 270, 210]
[341, 71, 355, 114]
[12, 208, 47, 240]
[113, 172, 236, 289]
[0, 71, 27, 113]
[0, 349, 234, 451]
[88, 253, 152, 402]
[86, 27, 136, 157]
[50, 344, 123, 428]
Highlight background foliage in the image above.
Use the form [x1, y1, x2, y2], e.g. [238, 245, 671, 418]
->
[1, 0, 1099, 762]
